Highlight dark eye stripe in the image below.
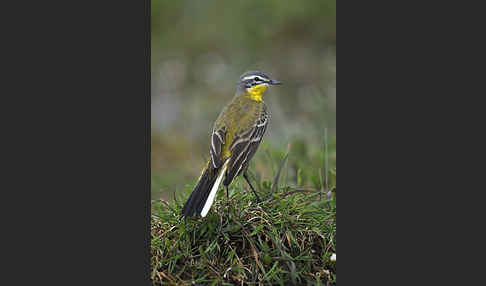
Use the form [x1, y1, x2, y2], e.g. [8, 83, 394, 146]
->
[243, 76, 266, 88]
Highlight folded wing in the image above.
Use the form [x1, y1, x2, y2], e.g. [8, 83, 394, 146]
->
[223, 108, 269, 186]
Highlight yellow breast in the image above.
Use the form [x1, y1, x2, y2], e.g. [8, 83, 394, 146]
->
[247, 84, 268, 102]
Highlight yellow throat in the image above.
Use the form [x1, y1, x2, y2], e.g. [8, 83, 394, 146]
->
[247, 84, 268, 102]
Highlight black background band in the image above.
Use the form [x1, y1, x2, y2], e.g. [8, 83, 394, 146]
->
[2, 0, 151, 284]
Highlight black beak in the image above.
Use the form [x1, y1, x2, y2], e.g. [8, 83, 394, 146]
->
[269, 79, 282, 85]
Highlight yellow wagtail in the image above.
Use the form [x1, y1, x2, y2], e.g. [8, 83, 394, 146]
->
[182, 70, 281, 218]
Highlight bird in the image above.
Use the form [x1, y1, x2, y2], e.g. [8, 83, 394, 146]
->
[181, 70, 282, 218]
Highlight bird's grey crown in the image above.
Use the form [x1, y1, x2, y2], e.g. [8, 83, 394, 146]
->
[239, 70, 270, 82]
[237, 70, 271, 90]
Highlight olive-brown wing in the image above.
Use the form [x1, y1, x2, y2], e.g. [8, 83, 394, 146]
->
[223, 111, 268, 186]
[209, 126, 226, 169]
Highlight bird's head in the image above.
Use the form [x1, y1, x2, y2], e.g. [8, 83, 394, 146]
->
[237, 70, 281, 101]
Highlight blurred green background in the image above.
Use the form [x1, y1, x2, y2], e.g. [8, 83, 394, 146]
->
[152, 0, 336, 201]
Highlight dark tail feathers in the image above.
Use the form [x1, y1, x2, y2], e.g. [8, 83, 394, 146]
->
[181, 164, 219, 217]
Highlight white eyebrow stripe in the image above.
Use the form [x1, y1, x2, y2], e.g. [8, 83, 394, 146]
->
[242, 75, 265, 81]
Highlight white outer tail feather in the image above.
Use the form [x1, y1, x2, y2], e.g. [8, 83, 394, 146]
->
[200, 161, 228, 217]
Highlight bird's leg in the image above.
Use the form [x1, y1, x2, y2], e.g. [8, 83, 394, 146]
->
[243, 172, 260, 202]
[225, 185, 230, 207]
[225, 185, 231, 216]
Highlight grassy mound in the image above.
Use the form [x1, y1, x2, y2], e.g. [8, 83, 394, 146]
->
[151, 180, 336, 285]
